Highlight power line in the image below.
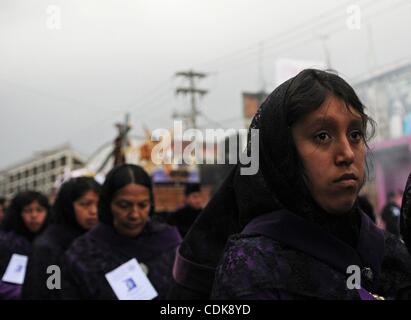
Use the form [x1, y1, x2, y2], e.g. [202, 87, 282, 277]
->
[198, 0, 389, 75]
[195, 0, 382, 71]
[205, 0, 408, 76]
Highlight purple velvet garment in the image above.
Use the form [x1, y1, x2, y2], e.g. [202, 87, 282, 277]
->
[61, 220, 182, 300]
[22, 224, 83, 300]
[0, 230, 32, 300]
[211, 210, 411, 300]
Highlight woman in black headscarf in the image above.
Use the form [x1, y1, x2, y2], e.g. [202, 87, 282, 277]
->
[170, 69, 411, 300]
[0, 191, 50, 299]
[61, 164, 182, 300]
[22, 176, 101, 300]
[401, 173, 411, 255]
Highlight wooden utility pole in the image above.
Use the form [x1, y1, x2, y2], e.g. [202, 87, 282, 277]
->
[113, 113, 131, 167]
[96, 113, 131, 173]
[175, 70, 208, 129]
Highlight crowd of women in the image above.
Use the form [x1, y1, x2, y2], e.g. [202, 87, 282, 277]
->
[1, 69, 411, 300]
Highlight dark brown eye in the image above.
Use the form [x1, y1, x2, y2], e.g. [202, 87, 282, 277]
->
[116, 201, 131, 209]
[79, 201, 91, 207]
[350, 130, 364, 142]
[314, 132, 331, 144]
[138, 202, 149, 209]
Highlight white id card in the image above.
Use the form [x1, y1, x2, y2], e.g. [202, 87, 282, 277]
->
[105, 258, 158, 300]
[1, 254, 28, 285]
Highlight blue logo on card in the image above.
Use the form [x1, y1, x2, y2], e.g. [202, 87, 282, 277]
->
[124, 278, 137, 291]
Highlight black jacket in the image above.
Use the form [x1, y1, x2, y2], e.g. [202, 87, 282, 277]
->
[0, 230, 32, 300]
[61, 220, 181, 300]
[212, 211, 411, 300]
[22, 224, 83, 300]
[167, 205, 202, 238]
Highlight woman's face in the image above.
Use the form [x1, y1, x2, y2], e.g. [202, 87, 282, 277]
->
[292, 95, 366, 215]
[73, 190, 99, 230]
[111, 183, 151, 238]
[21, 200, 48, 233]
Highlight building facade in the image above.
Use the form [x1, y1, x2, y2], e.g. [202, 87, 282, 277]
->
[354, 60, 411, 141]
[0, 144, 85, 199]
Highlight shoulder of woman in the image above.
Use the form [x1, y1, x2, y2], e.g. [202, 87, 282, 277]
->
[382, 231, 411, 271]
[212, 235, 288, 298]
[36, 224, 80, 249]
[0, 230, 31, 253]
[217, 234, 285, 275]
[379, 231, 411, 297]
[63, 231, 100, 263]
[383, 231, 410, 257]
[146, 219, 182, 242]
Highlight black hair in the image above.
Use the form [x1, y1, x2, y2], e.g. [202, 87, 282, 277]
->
[387, 191, 396, 199]
[1, 191, 50, 241]
[285, 69, 375, 145]
[52, 176, 101, 230]
[98, 164, 154, 225]
[185, 183, 201, 196]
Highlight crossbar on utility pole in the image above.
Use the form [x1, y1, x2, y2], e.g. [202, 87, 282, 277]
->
[175, 70, 208, 129]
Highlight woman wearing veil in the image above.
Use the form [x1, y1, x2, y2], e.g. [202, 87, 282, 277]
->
[61, 164, 181, 300]
[170, 69, 411, 300]
[401, 174, 411, 255]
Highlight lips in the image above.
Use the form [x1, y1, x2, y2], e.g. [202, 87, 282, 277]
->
[29, 222, 41, 230]
[127, 221, 143, 228]
[334, 173, 358, 183]
[333, 173, 359, 188]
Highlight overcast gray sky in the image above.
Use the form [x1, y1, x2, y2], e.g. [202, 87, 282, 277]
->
[1, 0, 411, 169]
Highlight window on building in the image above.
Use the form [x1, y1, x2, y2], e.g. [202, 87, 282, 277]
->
[33, 167, 37, 175]
[61, 156, 66, 166]
[73, 158, 83, 169]
[51, 160, 56, 169]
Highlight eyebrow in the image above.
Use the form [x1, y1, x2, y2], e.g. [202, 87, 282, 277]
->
[305, 117, 363, 131]
[115, 198, 150, 203]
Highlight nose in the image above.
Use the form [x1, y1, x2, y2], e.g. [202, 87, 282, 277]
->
[90, 203, 98, 216]
[29, 211, 39, 220]
[335, 136, 355, 167]
[129, 205, 142, 219]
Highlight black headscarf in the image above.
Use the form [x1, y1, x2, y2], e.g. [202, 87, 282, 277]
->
[401, 172, 411, 254]
[172, 69, 369, 298]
